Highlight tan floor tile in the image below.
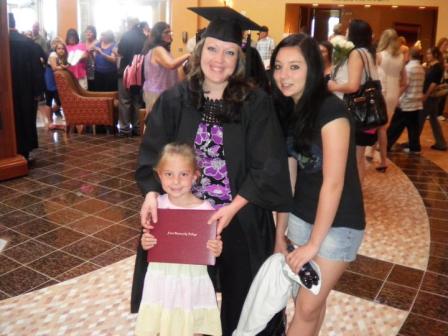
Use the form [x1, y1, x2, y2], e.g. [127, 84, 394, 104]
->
[359, 163, 430, 270]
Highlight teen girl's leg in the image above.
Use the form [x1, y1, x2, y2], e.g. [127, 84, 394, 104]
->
[287, 256, 348, 336]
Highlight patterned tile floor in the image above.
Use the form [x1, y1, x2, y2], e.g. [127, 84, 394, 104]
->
[0, 120, 447, 335]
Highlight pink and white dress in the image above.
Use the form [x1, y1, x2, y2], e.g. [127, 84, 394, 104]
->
[134, 194, 221, 336]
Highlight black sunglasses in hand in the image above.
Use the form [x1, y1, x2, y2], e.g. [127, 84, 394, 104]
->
[287, 244, 320, 289]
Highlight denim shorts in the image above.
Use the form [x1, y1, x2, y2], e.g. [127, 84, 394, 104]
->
[287, 214, 364, 262]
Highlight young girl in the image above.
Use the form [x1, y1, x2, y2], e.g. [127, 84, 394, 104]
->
[44, 38, 69, 130]
[135, 142, 222, 336]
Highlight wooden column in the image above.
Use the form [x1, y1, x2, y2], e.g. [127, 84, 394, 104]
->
[0, 2, 28, 181]
[57, 0, 78, 38]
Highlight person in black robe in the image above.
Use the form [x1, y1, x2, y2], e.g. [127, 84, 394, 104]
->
[132, 7, 292, 336]
[8, 13, 45, 162]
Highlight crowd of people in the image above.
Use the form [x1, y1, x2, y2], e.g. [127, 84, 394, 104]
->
[7, 8, 448, 336]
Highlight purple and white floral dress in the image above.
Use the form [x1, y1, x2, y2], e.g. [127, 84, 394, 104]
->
[193, 97, 232, 208]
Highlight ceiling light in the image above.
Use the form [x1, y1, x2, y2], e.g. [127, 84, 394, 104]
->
[312, 3, 319, 7]
[419, 6, 426, 9]
[338, 4, 344, 7]
[392, 5, 398, 9]
[364, 5, 371, 8]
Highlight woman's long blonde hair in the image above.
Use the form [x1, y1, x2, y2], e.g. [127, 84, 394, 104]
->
[377, 29, 400, 56]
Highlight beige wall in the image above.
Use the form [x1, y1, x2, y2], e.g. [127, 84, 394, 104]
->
[170, 0, 199, 55]
[339, 6, 436, 49]
[53, 0, 448, 54]
[170, 0, 446, 55]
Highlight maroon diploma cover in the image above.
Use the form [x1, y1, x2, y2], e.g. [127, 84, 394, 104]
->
[147, 209, 217, 265]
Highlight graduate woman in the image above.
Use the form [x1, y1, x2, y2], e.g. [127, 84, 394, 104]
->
[132, 7, 292, 336]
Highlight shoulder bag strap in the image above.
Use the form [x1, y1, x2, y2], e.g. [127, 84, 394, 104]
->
[358, 49, 373, 80]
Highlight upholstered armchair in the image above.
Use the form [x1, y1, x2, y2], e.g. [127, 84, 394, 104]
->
[53, 69, 118, 133]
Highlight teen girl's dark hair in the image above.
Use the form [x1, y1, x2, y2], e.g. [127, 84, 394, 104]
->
[347, 19, 376, 60]
[270, 33, 330, 154]
[187, 38, 253, 123]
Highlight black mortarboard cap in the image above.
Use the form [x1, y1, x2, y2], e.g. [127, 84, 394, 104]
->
[188, 7, 262, 45]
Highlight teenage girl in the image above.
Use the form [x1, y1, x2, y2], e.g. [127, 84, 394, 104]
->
[135, 142, 222, 336]
[272, 33, 365, 336]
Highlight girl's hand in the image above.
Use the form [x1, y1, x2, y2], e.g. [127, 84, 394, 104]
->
[140, 192, 159, 229]
[274, 235, 288, 255]
[141, 229, 156, 250]
[208, 204, 239, 235]
[327, 79, 337, 92]
[286, 242, 319, 273]
[207, 235, 223, 257]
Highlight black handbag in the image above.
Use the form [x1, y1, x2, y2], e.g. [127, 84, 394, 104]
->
[343, 49, 388, 130]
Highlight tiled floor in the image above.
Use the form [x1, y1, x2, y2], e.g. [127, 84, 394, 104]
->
[0, 131, 141, 300]
[0, 120, 447, 335]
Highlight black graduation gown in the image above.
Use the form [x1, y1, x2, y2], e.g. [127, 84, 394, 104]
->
[132, 81, 292, 333]
[9, 30, 44, 158]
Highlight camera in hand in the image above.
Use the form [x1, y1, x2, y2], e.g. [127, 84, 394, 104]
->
[287, 245, 320, 289]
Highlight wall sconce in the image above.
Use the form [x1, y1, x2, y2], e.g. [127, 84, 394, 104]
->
[222, 0, 233, 7]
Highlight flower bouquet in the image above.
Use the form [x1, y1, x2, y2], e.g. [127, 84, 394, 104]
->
[331, 35, 354, 66]
[330, 36, 354, 79]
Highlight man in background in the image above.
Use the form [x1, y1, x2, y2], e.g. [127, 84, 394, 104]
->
[328, 23, 346, 42]
[9, 13, 45, 163]
[387, 48, 425, 154]
[256, 25, 275, 69]
[32, 22, 49, 55]
[116, 18, 146, 137]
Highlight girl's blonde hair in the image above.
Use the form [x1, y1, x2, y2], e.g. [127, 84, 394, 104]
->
[154, 142, 199, 173]
[52, 39, 69, 65]
[50, 36, 64, 50]
[377, 29, 400, 56]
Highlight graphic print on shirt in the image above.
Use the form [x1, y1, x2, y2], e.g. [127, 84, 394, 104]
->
[297, 143, 323, 173]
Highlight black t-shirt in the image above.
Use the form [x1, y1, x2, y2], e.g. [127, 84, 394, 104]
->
[291, 95, 366, 230]
[423, 62, 443, 94]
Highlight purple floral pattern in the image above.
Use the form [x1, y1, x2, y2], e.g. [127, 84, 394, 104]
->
[193, 122, 232, 208]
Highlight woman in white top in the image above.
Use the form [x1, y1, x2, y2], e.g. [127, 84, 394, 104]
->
[374, 29, 406, 171]
[328, 19, 379, 183]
